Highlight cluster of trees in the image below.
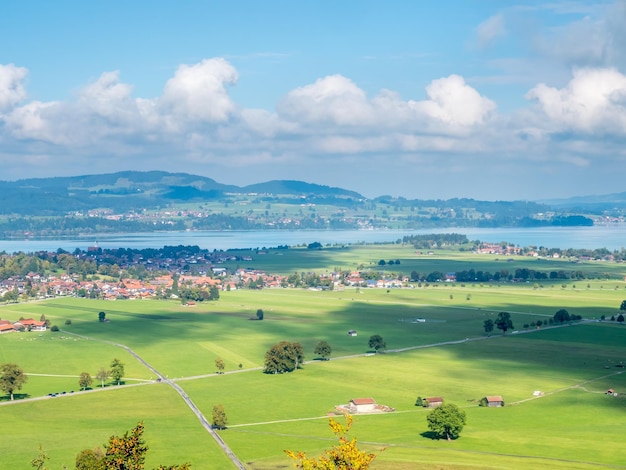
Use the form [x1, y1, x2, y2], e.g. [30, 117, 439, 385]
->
[483, 312, 514, 336]
[178, 286, 220, 303]
[411, 267, 608, 284]
[402, 233, 470, 249]
[263, 341, 305, 374]
[378, 259, 401, 266]
[2, 358, 125, 402]
[484, 309, 591, 335]
[87, 359, 125, 390]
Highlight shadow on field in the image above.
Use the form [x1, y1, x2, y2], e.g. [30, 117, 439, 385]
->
[420, 431, 445, 440]
[0, 393, 30, 402]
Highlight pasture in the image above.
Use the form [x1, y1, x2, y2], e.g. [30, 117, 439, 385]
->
[1, 248, 626, 468]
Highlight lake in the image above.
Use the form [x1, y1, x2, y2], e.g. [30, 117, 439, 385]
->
[1, 225, 625, 253]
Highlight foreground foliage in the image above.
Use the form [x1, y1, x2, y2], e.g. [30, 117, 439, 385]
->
[285, 415, 378, 469]
[74, 421, 190, 469]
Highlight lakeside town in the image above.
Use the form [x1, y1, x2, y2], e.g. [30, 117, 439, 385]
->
[1, 237, 624, 310]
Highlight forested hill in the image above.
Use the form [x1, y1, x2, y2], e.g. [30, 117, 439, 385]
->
[0, 171, 609, 237]
[2, 171, 364, 216]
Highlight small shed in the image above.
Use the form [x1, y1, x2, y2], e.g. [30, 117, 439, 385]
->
[424, 397, 444, 408]
[349, 397, 376, 413]
[485, 396, 504, 407]
[347, 330, 357, 336]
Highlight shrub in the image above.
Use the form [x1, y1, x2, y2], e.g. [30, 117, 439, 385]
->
[51, 325, 59, 332]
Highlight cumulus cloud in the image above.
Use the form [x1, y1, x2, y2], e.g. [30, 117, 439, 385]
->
[475, 13, 506, 49]
[159, 58, 238, 123]
[277, 74, 374, 127]
[277, 73, 495, 135]
[410, 75, 496, 127]
[79, 71, 135, 119]
[0, 64, 28, 112]
[4, 100, 62, 143]
[526, 67, 626, 133]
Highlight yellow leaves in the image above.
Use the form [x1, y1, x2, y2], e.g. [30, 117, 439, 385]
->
[284, 415, 379, 470]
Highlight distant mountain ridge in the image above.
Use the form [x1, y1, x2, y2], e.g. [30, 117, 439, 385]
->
[1, 171, 364, 216]
[1, 170, 623, 218]
[541, 191, 626, 211]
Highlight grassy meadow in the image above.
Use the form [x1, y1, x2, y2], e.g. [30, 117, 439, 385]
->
[1, 243, 626, 469]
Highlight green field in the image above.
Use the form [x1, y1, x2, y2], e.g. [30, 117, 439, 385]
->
[1, 247, 626, 469]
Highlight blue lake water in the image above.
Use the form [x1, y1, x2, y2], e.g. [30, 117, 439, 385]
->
[1, 225, 625, 253]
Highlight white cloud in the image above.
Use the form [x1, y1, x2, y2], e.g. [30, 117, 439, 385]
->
[475, 13, 506, 49]
[409, 75, 496, 127]
[277, 74, 374, 127]
[0, 64, 28, 112]
[4, 100, 65, 143]
[526, 67, 626, 133]
[159, 58, 238, 123]
[79, 71, 135, 120]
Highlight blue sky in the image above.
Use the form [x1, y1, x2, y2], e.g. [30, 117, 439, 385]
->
[1, 0, 625, 200]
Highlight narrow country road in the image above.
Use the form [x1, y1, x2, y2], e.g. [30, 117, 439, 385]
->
[60, 331, 248, 470]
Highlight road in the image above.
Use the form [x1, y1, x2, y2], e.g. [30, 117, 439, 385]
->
[61, 331, 248, 470]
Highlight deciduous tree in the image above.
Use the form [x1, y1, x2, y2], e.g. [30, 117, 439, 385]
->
[98, 311, 106, 322]
[110, 358, 125, 385]
[215, 358, 225, 374]
[620, 300, 626, 311]
[495, 312, 513, 334]
[96, 367, 109, 388]
[256, 308, 264, 320]
[79, 372, 93, 390]
[553, 309, 571, 323]
[30, 444, 49, 470]
[0, 363, 28, 400]
[314, 340, 332, 360]
[426, 403, 467, 441]
[212, 404, 228, 429]
[368, 334, 386, 353]
[263, 341, 304, 374]
[102, 421, 148, 470]
[483, 319, 494, 336]
[285, 415, 378, 469]
[75, 448, 104, 470]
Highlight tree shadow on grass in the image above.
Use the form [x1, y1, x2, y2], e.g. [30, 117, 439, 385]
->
[0, 393, 30, 402]
[420, 431, 459, 441]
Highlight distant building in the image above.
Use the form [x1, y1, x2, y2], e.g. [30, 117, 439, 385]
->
[484, 396, 504, 407]
[349, 398, 376, 413]
[424, 397, 444, 408]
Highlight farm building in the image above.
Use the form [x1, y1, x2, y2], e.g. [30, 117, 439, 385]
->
[424, 397, 444, 408]
[347, 330, 357, 336]
[349, 398, 376, 413]
[0, 321, 15, 334]
[484, 396, 504, 407]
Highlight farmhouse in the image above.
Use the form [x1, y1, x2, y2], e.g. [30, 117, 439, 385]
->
[424, 397, 444, 408]
[0, 321, 15, 334]
[349, 398, 377, 413]
[14, 318, 47, 332]
[484, 395, 504, 407]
